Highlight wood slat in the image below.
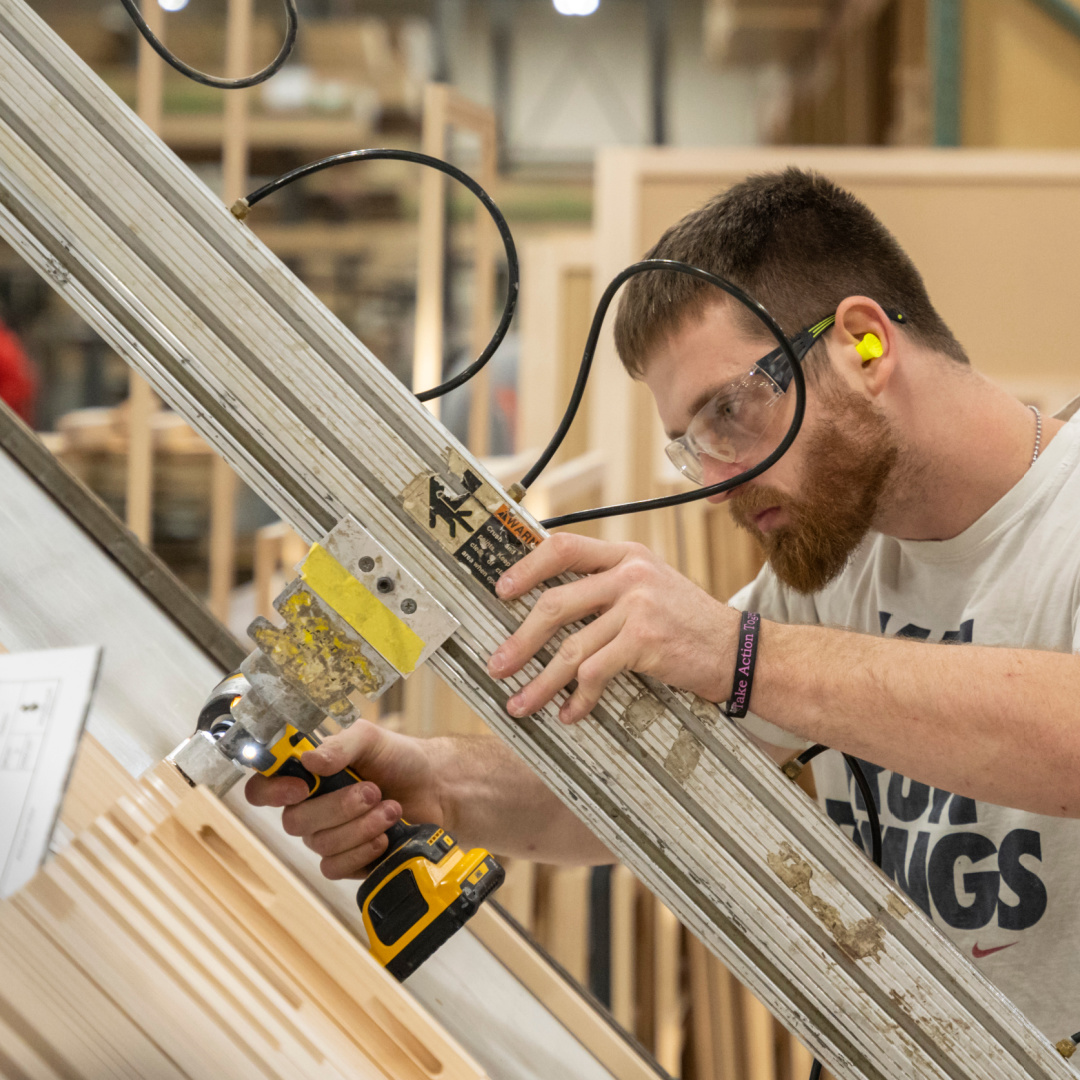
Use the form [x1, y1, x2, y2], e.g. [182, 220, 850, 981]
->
[9, 766, 487, 1080]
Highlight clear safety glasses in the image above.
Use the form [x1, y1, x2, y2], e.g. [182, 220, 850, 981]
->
[665, 310, 905, 485]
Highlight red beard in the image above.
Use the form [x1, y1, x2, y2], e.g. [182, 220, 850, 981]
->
[729, 385, 899, 595]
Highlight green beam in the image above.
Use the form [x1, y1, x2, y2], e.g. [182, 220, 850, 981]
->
[1029, 0, 1080, 40]
[930, 0, 962, 146]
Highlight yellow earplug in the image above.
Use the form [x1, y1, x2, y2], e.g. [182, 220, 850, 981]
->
[856, 333, 883, 363]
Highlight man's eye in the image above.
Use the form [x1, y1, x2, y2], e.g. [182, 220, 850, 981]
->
[713, 396, 741, 421]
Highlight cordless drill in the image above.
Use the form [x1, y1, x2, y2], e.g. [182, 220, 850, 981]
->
[197, 673, 504, 980]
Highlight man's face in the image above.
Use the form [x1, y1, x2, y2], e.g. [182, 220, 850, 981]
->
[643, 300, 899, 594]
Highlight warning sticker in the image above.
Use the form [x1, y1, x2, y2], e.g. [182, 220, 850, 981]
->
[493, 504, 543, 548]
[402, 455, 543, 595]
[456, 514, 531, 593]
[402, 468, 488, 554]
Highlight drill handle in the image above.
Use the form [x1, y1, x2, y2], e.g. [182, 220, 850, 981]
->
[271, 757, 414, 848]
[384, 819, 413, 850]
[269, 755, 361, 797]
[263, 733, 416, 858]
[309, 765, 361, 797]
[311, 768, 416, 847]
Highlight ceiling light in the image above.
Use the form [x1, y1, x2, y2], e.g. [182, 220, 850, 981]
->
[157, 0, 191, 11]
[553, 0, 600, 15]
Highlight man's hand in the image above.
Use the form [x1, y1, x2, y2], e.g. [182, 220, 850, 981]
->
[487, 533, 740, 723]
[245, 721, 445, 880]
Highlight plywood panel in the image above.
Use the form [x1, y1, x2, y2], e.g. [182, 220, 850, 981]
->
[964, 0, 1080, 149]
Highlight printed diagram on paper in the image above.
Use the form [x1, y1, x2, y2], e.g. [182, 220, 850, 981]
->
[0, 645, 101, 898]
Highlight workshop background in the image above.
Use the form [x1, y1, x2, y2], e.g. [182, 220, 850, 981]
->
[4, 2, 1080, 1079]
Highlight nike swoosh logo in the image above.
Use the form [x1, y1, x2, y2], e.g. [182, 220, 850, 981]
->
[972, 942, 1018, 959]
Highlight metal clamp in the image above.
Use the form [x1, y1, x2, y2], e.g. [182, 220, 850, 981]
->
[171, 516, 459, 792]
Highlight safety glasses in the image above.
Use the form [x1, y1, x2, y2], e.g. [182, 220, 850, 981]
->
[665, 310, 904, 485]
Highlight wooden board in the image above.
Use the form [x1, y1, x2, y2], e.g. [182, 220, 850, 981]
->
[9, 765, 484, 1080]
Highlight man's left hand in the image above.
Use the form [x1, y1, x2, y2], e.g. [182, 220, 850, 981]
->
[486, 533, 739, 723]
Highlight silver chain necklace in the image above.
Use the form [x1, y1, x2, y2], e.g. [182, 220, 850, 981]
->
[1029, 404, 1043, 466]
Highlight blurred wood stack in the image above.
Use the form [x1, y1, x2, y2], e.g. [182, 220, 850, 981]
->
[42, 404, 248, 587]
[2, 736, 488, 1080]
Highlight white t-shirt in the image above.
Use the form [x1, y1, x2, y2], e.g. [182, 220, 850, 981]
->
[729, 397, 1080, 1042]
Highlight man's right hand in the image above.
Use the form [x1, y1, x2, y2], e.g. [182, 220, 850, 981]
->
[244, 721, 446, 880]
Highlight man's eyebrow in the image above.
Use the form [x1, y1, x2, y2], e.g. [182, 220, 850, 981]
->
[665, 382, 729, 441]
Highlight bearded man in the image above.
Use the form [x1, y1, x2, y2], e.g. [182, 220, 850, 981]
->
[247, 168, 1080, 1040]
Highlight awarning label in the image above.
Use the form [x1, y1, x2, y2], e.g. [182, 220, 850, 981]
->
[402, 454, 543, 595]
[493, 503, 543, 548]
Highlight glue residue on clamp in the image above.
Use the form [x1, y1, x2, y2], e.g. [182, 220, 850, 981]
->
[251, 589, 384, 713]
[665, 728, 702, 783]
[767, 841, 886, 963]
[623, 693, 664, 735]
[887, 893, 912, 920]
[689, 695, 722, 727]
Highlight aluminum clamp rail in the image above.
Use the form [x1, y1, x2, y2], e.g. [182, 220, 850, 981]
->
[0, 3, 1071, 1076]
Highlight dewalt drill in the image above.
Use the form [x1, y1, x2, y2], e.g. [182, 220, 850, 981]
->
[197, 673, 504, 980]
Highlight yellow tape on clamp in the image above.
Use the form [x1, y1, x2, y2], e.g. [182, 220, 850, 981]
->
[300, 544, 425, 673]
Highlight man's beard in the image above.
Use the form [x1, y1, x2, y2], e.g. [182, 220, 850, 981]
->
[729, 387, 899, 595]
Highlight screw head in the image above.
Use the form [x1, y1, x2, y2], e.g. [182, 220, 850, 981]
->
[400, 598, 417, 615]
[376, 576, 395, 594]
[358, 556, 375, 573]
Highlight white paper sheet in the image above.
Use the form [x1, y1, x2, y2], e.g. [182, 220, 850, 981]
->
[0, 645, 101, 898]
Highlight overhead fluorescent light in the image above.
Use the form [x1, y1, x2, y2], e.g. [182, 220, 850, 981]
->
[553, 0, 600, 15]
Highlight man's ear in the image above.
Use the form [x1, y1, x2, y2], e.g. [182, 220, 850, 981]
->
[831, 296, 897, 397]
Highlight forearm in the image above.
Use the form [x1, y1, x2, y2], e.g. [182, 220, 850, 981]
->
[752, 621, 1080, 816]
[432, 733, 614, 864]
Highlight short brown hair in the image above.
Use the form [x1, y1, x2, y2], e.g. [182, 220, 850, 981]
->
[613, 167, 968, 377]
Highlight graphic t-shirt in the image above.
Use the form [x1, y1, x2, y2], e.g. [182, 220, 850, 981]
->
[729, 398, 1080, 1042]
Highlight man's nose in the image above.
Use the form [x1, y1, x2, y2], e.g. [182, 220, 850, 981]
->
[700, 455, 748, 500]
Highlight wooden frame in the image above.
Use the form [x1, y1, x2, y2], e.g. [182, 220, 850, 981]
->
[516, 231, 607, 532]
[206, 0, 254, 621]
[125, 0, 164, 548]
[517, 230, 595, 461]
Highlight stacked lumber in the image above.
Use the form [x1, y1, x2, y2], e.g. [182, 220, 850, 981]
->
[1, 750, 486, 1080]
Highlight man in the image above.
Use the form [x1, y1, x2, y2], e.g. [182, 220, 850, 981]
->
[247, 168, 1080, 1039]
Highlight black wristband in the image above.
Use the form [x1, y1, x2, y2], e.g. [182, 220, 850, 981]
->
[724, 610, 761, 719]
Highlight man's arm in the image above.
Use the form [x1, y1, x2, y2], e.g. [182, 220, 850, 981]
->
[490, 532, 1080, 818]
[755, 621, 1080, 816]
[246, 721, 612, 877]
